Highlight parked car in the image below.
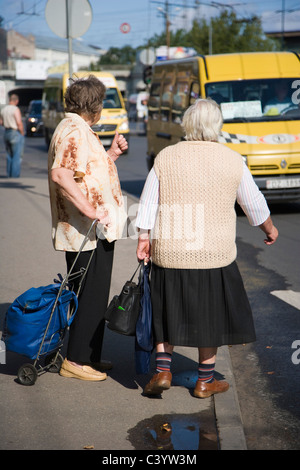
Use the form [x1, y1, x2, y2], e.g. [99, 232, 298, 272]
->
[26, 100, 43, 136]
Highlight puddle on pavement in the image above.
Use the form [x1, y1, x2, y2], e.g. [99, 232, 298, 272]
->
[127, 408, 219, 450]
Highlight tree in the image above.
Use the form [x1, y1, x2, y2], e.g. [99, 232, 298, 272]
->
[95, 45, 137, 67]
[146, 10, 279, 54]
[208, 11, 279, 54]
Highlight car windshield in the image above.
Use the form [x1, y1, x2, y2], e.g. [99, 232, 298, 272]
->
[29, 101, 42, 114]
[205, 78, 300, 122]
[103, 88, 122, 109]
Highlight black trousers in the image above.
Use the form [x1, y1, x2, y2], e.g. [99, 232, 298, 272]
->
[65, 238, 115, 364]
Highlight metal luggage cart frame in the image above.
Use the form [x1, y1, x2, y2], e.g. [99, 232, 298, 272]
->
[17, 220, 98, 386]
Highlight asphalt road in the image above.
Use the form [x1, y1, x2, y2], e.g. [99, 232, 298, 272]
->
[0, 125, 299, 450]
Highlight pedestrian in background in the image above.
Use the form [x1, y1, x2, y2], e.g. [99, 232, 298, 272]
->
[136, 98, 278, 399]
[48, 75, 128, 382]
[0, 94, 24, 178]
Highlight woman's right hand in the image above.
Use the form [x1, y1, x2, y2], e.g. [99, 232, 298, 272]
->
[259, 216, 278, 245]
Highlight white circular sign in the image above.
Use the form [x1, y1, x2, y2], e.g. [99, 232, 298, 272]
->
[45, 0, 92, 39]
[139, 48, 156, 65]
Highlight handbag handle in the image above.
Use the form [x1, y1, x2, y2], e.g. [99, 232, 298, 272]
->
[129, 260, 150, 284]
[129, 261, 143, 283]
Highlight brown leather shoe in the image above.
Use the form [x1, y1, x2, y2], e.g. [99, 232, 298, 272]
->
[144, 372, 172, 395]
[193, 379, 229, 398]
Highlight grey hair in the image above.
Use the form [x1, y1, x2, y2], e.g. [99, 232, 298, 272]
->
[181, 98, 223, 141]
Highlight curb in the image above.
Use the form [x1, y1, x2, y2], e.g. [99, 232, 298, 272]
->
[215, 346, 247, 450]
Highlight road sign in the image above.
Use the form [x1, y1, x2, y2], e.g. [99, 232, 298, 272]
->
[45, 0, 93, 77]
[120, 23, 131, 34]
[139, 48, 156, 66]
[45, 0, 92, 39]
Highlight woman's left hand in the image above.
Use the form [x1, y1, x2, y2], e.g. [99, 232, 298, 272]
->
[107, 132, 128, 161]
[137, 236, 151, 263]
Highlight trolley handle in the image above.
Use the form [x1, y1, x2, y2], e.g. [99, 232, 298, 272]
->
[62, 219, 98, 288]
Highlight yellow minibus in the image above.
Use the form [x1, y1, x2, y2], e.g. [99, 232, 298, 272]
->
[42, 71, 129, 149]
[147, 52, 300, 201]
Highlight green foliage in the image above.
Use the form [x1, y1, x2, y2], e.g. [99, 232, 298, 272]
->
[147, 10, 279, 54]
[94, 45, 137, 68]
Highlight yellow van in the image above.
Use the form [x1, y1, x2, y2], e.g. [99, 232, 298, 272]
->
[147, 52, 300, 202]
[42, 71, 129, 149]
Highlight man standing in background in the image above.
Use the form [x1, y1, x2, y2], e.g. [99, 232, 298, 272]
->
[0, 94, 24, 178]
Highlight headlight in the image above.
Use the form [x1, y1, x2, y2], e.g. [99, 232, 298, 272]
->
[119, 121, 129, 131]
[29, 117, 37, 122]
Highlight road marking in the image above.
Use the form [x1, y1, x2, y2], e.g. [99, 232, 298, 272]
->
[270, 290, 300, 310]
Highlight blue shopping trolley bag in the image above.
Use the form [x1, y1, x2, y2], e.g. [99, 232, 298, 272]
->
[3, 283, 78, 360]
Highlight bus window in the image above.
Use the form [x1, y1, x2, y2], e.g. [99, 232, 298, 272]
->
[172, 81, 189, 123]
[43, 87, 62, 111]
[205, 78, 300, 122]
[189, 82, 200, 105]
[103, 88, 122, 109]
[161, 80, 173, 122]
[149, 82, 161, 120]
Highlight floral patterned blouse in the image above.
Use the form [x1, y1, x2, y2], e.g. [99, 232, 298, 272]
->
[48, 112, 127, 251]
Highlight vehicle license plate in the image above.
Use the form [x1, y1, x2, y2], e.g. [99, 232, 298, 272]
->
[100, 138, 112, 146]
[266, 178, 300, 189]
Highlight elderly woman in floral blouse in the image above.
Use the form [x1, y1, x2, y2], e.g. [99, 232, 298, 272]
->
[48, 75, 127, 381]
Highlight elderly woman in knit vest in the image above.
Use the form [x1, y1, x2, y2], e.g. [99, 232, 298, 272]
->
[136, 98, 278, 398]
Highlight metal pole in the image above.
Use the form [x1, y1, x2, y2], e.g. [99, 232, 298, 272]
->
[66, 0, 73, 77]
[166, 0, 170, 59]
[281, 0, 285, 50]
[209, 18, 212, 55]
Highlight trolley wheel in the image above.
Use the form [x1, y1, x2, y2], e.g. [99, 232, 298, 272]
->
[44, 352, 64, 373]
[17, 363, 38, 386]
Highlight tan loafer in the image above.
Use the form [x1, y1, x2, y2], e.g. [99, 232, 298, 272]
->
[59, 359, 107, 381]
[193, 378, 229, 398]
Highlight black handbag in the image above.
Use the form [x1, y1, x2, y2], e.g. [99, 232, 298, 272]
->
[104, 263, 143, 336]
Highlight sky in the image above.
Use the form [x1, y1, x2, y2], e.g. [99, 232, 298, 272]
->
[1, 0, 299, 50]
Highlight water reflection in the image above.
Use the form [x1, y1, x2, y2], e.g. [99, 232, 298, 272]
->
[128, 410, 219, 450]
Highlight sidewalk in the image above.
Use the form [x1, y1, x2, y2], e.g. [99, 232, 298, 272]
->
[0, 177, 247, 451]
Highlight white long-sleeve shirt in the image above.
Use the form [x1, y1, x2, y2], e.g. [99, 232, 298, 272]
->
[136, 161, 270, 230]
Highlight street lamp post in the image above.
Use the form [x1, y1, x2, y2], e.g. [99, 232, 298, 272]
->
[65, 0, 73, 77]
[157, 4, 171, 59]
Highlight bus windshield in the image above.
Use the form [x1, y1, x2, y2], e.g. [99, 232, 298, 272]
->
[205, 78, 300, 122]
[103, 88, 122, 109]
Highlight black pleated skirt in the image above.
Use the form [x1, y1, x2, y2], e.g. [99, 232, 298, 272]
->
[150, 261, 256, 348]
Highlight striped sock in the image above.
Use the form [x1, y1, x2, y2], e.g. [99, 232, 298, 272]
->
[198, 362, 215, 383]
[155, 352, 172, 373]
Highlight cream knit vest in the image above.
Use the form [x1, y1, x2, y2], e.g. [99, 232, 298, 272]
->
[152, 141, 243, 269]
